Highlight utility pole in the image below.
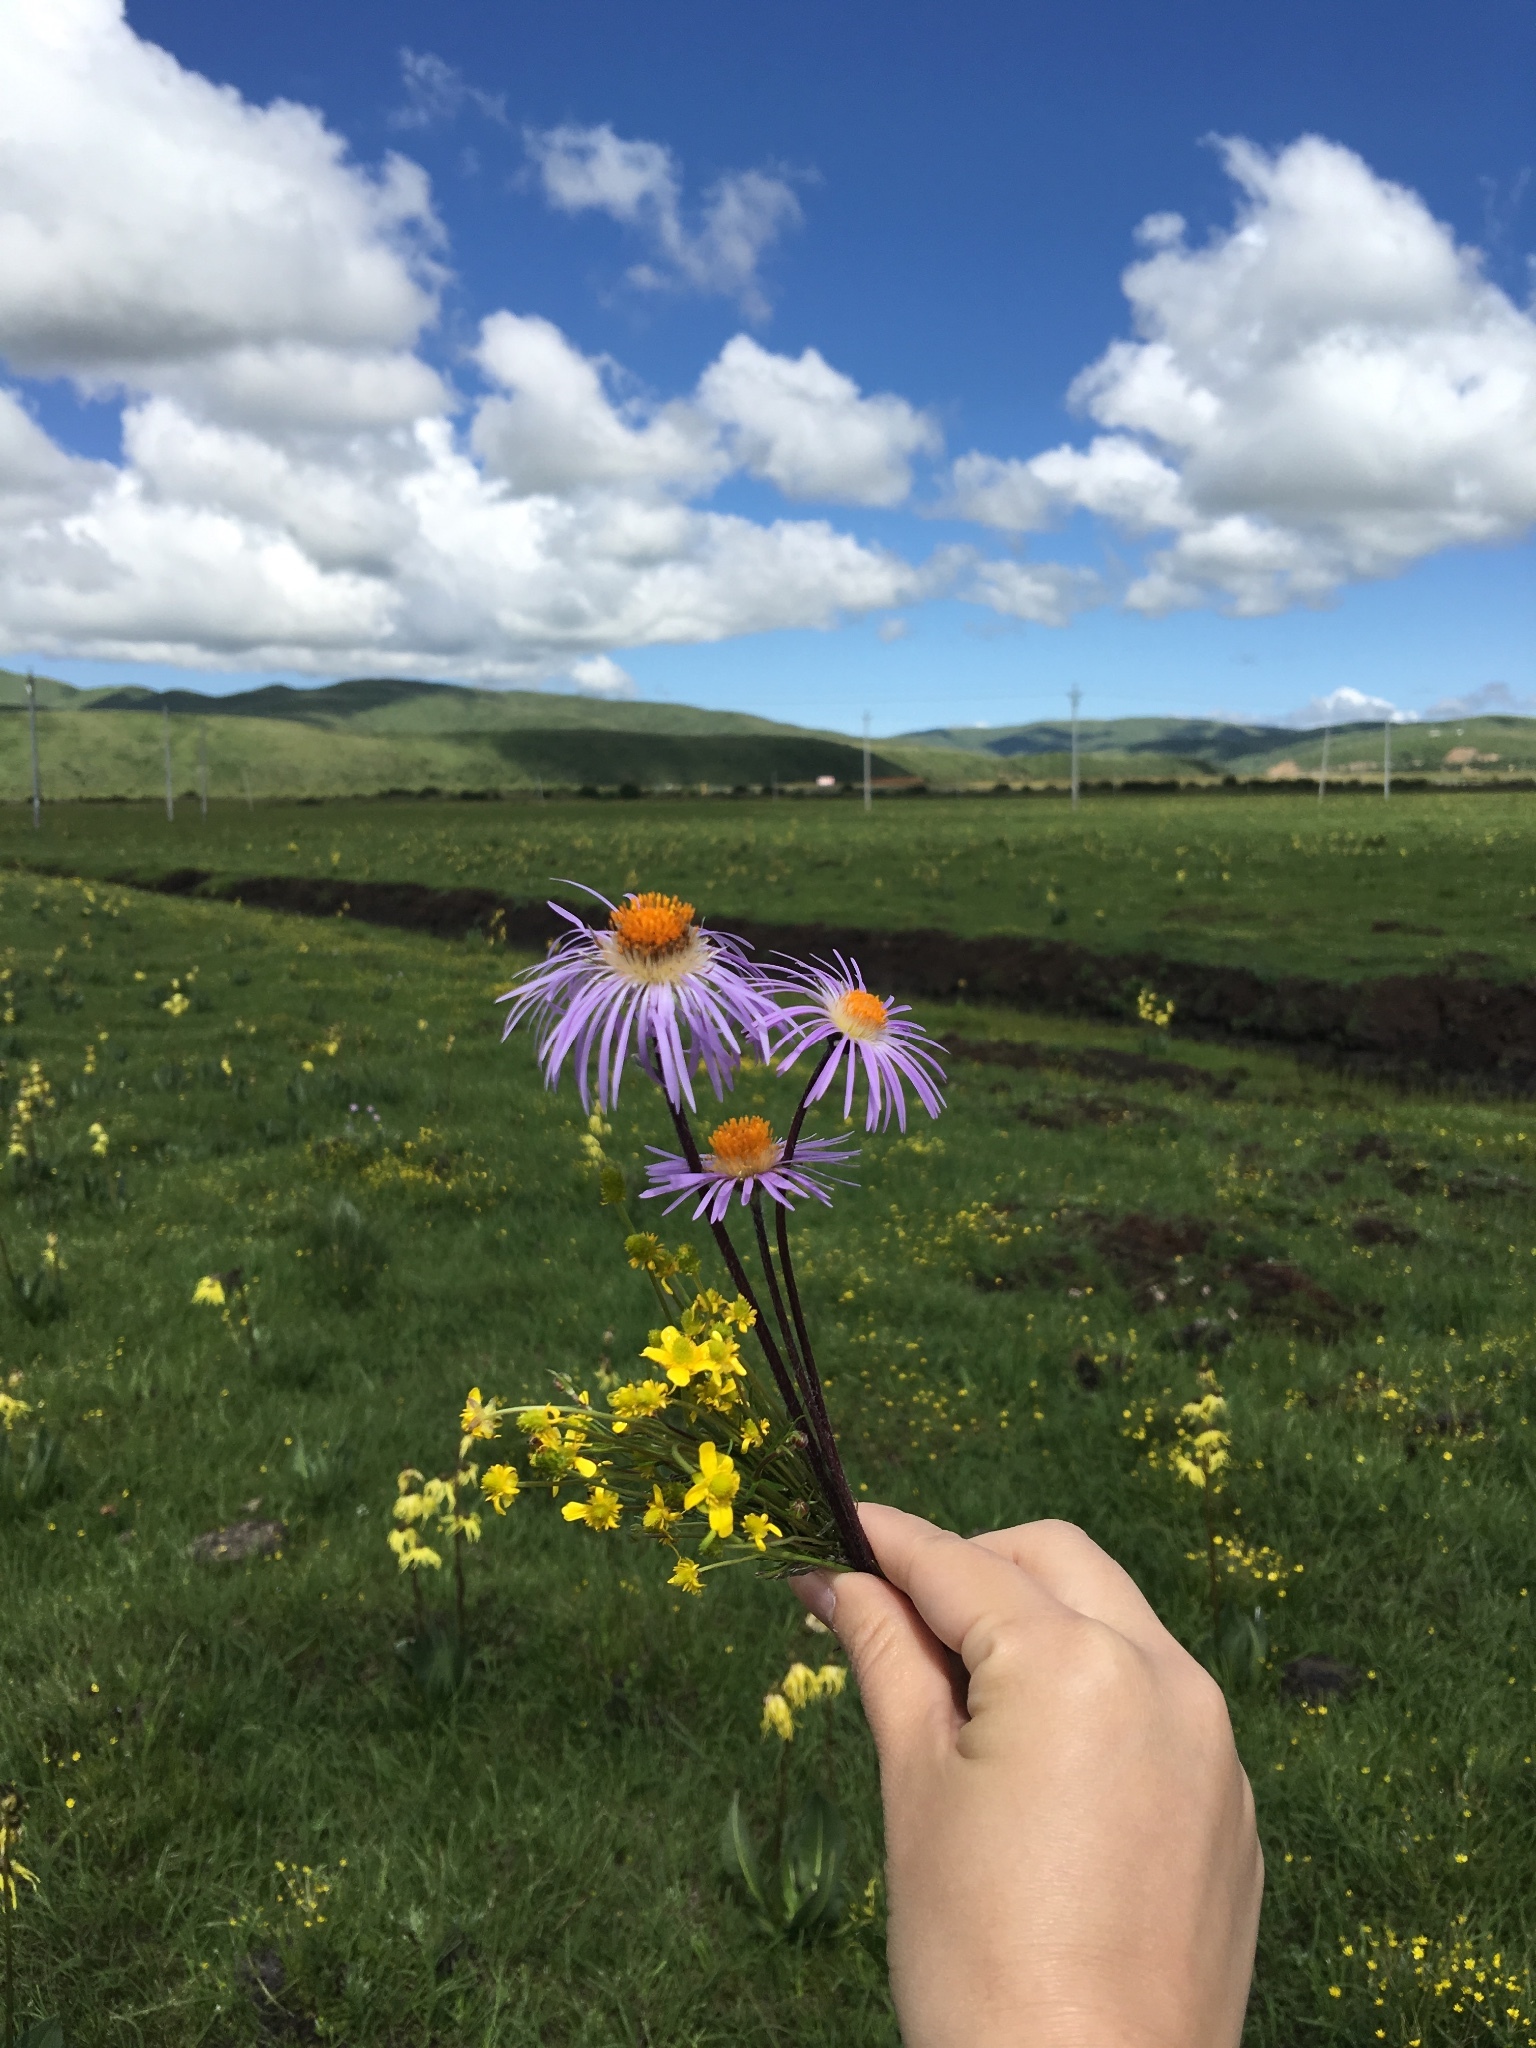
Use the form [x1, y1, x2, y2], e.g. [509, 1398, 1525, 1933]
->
[197, 726, 208, 820]
[1318, 719, 1330, 801]
[163, 701, 174, 822]
[1383, 717, 1392, 801]
[862, 711, 872, 813]
[25, 672, 41, 830]
[1068, 685, 1082, 811]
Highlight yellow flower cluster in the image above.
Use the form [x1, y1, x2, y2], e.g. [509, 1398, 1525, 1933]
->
[761, 1661, 848, 1743]
[1172, 1390, 1231, 1491]
[400, 1267, 838, 1600]
[0, 1782, 39, 1914]
[1191, 1535, 1304, 1597]
[6, 1060, 54, 1160]
[1333, 1918, 1534, 2044]
[0, 1390, 32, 1434]
[1137, 986, 1176, 1029]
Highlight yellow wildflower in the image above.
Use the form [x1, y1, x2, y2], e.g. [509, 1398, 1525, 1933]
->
[667, 1555, 704, 1596]
[741, 1511, 781, 1551]
[162, 989, 191, 1018]
[561, 1486, 622, 1532]
[607, 1379, 670, 1429]
[683, 1441, 740, 1538]
[0, 1784, 39, 1912]
[460, 1387, 500, 1443]
[0, 1392, 32, 1433]
[191, 1275, 226, 1308]
[815, 1664, 847, 1698]
[761, 1692, 795, 1742]
[643, 1485, 683, 1537]
[738, 1416, 771, 1452]
[641, 1327, 706, 1387]
[781, 1662, 820, 1711]
[88, 1122, 109, 1157]
[481, 1464, 520, 1515]
[387, 1527, 443, 1572]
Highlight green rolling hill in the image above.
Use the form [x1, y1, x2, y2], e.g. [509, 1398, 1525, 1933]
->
[2, 667, 1531, 799]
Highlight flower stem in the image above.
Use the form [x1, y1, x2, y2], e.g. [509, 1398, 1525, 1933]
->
[665, 1096, 873, 1573]
[4, 1897, 14, 2048]
[454, 1528, 467, 1642]
[752, 1203, 874, 1578]
[780, 1045, 837, 1163]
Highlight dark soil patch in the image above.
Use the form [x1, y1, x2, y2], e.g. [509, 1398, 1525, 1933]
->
[1280, 1654, 1362, 1704]
[1351, 1214, 1418, 1247]
[1226, 1252, 1359, 1337]
[99, 867, 1536, 1091]
[1351, 1134, 1394, 1163]
[1082, 1212, 1361, 1336]
[950, 1035, 1242, 1097]
[189, 1517, 285, 1563]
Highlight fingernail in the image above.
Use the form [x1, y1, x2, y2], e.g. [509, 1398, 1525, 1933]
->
[794, 1571, 837, 1626]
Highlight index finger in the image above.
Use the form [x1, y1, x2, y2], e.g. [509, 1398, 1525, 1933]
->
[860, 1502, 1080, 1670]
[970, 1519, 1173, 1657]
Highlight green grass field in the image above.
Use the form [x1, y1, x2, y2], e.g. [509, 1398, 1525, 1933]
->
[5, 787, 1535, 985]
[1, 865, 1533, 2044]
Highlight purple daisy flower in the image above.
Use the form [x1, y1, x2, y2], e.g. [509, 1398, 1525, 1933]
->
[642, 1115, 857, 1226]
[762, 953, 946, 1131]
[498, 890, 773, 1111]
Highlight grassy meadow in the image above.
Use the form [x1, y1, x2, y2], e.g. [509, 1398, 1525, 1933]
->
[5, 786, 1535, 985]
[0, 859, 1533, 2044]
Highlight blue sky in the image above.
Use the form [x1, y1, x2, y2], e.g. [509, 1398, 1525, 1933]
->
[2, 0, 1533, 734]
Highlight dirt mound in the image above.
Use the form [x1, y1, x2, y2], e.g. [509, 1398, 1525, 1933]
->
[108, 868, 1536, 1091]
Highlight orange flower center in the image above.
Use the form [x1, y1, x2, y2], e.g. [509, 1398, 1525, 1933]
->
[609, 892, 695, 957]
[830, 987, 889, 1039]
[707, 1116, 780, 1178]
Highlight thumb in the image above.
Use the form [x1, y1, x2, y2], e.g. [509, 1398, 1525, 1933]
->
[794, 1568, 960, 1770]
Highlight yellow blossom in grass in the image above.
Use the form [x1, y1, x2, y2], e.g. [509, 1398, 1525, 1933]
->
[668, 1555, 704, 1596]
[192, 1275, 226, 1308]
[88, 1122, 109, 1157]
[683, 1441, 740, 1537]
[162, 988, 191, 1018]
[741, 1512, 781, 1552]
[781, 1662, 820, 1710]
[607, 1379, 670, 1430]
[481, 1464, 520, 1515]
[387, 1527, 443, 1572]
[561, 1486, 622, 1532]
[643, 1486, 683, 1538]
[0, 1392, 32, 1433]
[641, 1326, 707, 1386]
[460, 1387, 500, 1443]
[737, 1416, 770, 1452]
[815, 1664, 847, 1698]
[761, 1692, 795, 1742]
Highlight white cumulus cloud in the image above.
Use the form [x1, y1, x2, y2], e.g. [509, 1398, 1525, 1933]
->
[967, 560, 1105, 626]
[525, 122, 801, 319]
[0, 3, 950, 683]
[697, 336, 940, 506]
[1290, 686, 1414, 726]
[947, 134, 1536, 616]
[0, 0, 445, 431]
[470, 312, 726, 497]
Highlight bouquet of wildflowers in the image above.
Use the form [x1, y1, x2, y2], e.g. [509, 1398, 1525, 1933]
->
[434, 887, 945, 1596]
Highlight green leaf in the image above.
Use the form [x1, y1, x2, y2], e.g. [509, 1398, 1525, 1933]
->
[719, 1789, 767, 1912]
[779, 1791, 848, 1937]
[19, 2019, 65, 2048]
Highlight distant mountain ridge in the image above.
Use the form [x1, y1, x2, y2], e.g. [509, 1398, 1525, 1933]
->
[2, 668, 1533, 796]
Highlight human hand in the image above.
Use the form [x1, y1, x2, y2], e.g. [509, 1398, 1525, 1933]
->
[796, 1504, 1262, 2048]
